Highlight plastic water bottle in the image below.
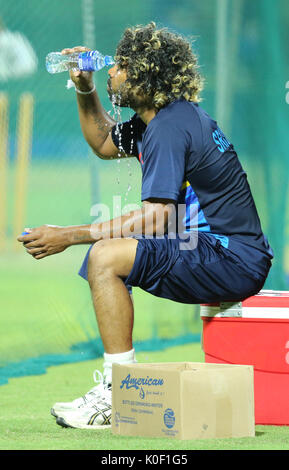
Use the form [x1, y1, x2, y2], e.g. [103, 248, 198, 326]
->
[46, 50, 114, 74]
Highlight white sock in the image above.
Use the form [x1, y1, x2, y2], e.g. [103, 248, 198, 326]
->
[103, 348, 137, 384]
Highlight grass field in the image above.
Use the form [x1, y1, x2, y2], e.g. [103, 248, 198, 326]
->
[0, 160, 201, 378]
[0, 246, 201, 375]
[1, 342, 289, 451]
[1, 161, 289, 452]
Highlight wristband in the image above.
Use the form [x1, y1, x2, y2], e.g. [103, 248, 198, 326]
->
[66, 79, 96, 95]
[75, 83, 96, 95]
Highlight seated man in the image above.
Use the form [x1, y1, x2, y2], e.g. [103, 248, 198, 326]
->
[18, 22, 273, 429]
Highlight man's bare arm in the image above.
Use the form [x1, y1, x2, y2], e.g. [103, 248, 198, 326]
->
[75, 89, 120, 159]
[61, 46, 126, 160]
[17, 200, 176, 259]
[67, 200, 175, 243]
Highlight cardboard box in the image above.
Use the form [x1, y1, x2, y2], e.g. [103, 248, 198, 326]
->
[112, 362, 255, 440]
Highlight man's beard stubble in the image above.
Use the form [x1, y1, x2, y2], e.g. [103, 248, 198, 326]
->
[107, 79, 151, 110]
[107, 79, 131, 108]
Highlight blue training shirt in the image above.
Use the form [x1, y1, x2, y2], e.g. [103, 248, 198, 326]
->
[111, 99, 273, 277]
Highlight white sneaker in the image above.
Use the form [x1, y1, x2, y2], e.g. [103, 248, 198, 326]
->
[50, 370, 111, 419]
[56, 383, 112, 429]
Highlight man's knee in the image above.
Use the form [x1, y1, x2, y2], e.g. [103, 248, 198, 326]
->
[87, 238, 138, 285]
[87, 241, 114, 279]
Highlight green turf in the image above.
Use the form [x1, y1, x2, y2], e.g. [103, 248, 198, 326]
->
[2, 161, 289, 450]
[1, 161, 201, 370]
[1, 342, 289, 451]
[0, 251, 201, 384]
[0, 246, 201, 368]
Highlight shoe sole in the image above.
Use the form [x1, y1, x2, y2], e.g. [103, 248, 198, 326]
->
[51, 407, 70, 418]
[56, 416, 111, 430]
[50, 408, 58, 418]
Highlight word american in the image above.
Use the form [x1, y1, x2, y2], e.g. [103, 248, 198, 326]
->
[120, 373, 164, 390]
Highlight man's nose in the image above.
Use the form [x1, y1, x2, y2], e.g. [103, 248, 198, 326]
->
[108, 65, 117, 77]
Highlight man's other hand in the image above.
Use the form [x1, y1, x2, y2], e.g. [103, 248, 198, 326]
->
[17, 225, 70, 260]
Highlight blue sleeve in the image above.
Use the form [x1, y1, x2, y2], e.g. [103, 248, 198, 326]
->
[141, 120, 189, 202]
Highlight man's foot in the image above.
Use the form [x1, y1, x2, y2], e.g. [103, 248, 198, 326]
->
[56, 394, 112, 429]
[50, 370, 111, 419]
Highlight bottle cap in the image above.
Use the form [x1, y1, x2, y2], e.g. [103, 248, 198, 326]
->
[104, 56, 115, 66]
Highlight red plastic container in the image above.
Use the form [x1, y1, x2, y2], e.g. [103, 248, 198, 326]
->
[201, 290, 289, 425]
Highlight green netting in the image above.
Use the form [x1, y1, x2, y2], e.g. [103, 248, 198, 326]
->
[0, 0, 288, 383]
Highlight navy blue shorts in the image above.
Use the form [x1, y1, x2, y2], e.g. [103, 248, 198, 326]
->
[78, 233, 270, 304]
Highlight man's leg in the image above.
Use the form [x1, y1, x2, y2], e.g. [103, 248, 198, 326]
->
[87, 237, 138, 354]
[52, 238, 139, 428]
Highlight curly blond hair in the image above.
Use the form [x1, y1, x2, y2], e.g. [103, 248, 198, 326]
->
[115, 22, 204, 110]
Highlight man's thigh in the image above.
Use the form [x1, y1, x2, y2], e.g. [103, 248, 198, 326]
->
[125, 233, 265, 304]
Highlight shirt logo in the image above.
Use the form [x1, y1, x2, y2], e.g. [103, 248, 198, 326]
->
[138, 152, 144, 165]
[212, 128, 231, 153]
